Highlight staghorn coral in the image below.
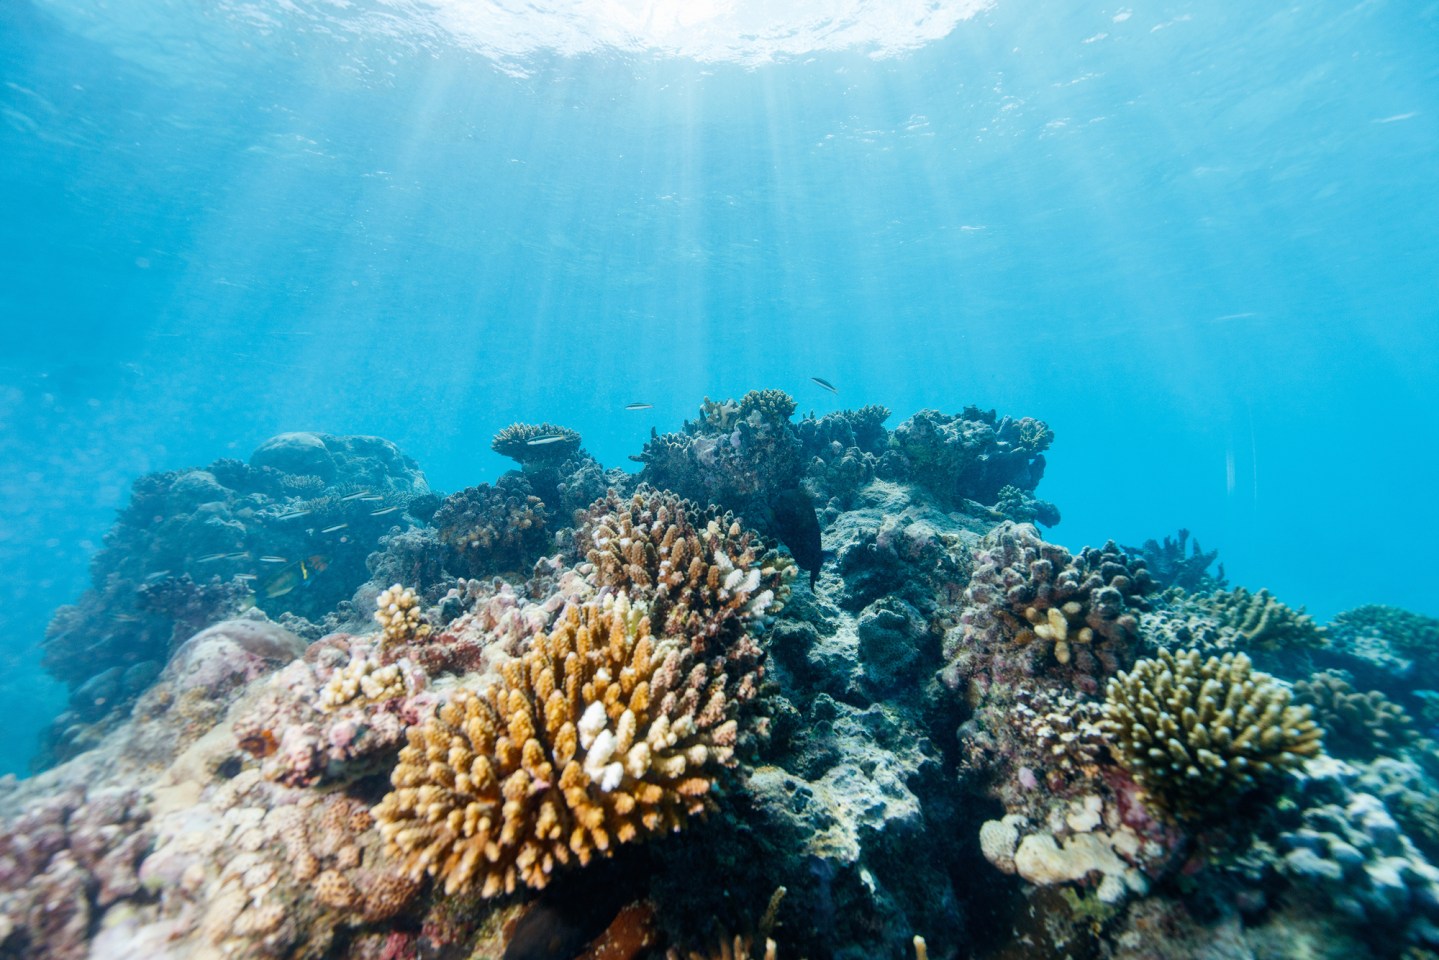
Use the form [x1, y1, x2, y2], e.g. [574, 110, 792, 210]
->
[1100, 649, 1323, 820]
[1293, 671, 1416, 761]
[1122, 529, 1226, 593]
[578, 488, 789, 664]
[491, 422, 583, 466]
[433, 477, 550, 580]
[374, 592, 749, 897]
[374, 584, 432, 649]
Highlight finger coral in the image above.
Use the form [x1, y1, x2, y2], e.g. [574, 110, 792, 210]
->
[374, 592, 745, 897]
[1099, 649, 1323, 820]
[375, 584, 432, 649]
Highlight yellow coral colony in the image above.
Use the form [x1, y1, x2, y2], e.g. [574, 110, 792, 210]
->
[373, 593, 739, 897]
[375, 584, 431, 648]
[1099, 649, 1322, 819]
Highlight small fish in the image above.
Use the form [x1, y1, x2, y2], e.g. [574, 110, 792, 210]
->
[144, 570, 172, 580]
[624, 402, 653, 411]
[810, 376, 838, 393]
[197, 553, 229, 563]
[274, 509, 311, 521]
[235, 573, 258, 582]
[370, 505, 401, 516]
[339, 490, 372, 502]
[112, 613, 141, 623]
[227, 551, 252, 560]
[320, 523, 348, 533]
[259, 555, 289, 563]
[358, 495, 385, 502]
[526, 434, 568, 446]
[264, 571, 299, 598]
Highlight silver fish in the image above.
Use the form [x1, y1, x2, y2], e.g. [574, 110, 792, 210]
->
[810, 376, 838, 393]
[339, 491, 371, 502]
[259, 555, 289, 563]
[624, 402, 653, 411]
[320, 523, 348, 533]
[526, 434, 569, 446]
[274, 510, 311, 520]
[370, 506, 401, 516]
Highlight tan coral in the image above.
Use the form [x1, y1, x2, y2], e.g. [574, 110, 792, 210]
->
[374, 592, 745, 897]
[318, 655, 411, 712]
[314, 869, 361, 910]
[579, 488, 789, 662]
[1099, 649, 1323, 820]
[375, 584, 432, 649]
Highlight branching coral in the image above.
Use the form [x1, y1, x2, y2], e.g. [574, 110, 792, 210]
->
[1099, 649, 1323, 820]
[373, 592, 745, 897]
[1191, 587, 1326, 651]
[1122, 530, 1225, 593]
[491, 422, 582, 466]
[1293, 671, 1415, 761]
[433, 477, 549, 580]
[375, 584, 432, 649]
[577, 488, 789, 664]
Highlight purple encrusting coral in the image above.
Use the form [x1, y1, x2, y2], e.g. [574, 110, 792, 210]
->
[7, 394, 1439, 960]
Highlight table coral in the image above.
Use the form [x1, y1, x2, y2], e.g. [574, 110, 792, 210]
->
[491, 422, 583, 466]
[374, 592, 750, 897]
[1099, 649, 1323, 820]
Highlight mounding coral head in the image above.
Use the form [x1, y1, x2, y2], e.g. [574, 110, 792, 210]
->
[373, 592, 744, 897]
[1099, 648, 1322, 820]
[738, 389, 797, 425]
[491, 422, 583, 466]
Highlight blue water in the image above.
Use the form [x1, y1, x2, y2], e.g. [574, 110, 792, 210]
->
[1, 0, 1436, 777]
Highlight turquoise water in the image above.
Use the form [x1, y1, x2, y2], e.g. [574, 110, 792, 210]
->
[1, 0, 1436, 777]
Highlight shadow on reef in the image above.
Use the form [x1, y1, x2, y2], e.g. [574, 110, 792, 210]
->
[8, 389, 1439, 960]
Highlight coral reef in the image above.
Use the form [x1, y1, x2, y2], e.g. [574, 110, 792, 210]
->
[374, 592, 750, 896]
[37, 432, 430, 756]
[576, 487, 789, 665]
[1294, 670, 1416, 761]
[16, 390, 1436, 960]
[885, 406, 1054, 512]
[1100, 649, 1323, 820]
